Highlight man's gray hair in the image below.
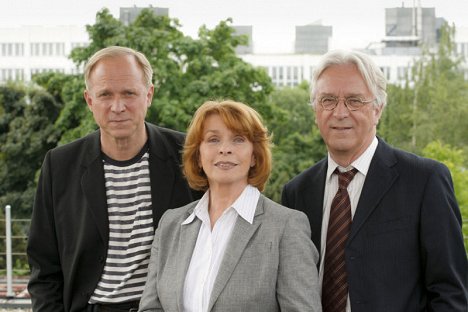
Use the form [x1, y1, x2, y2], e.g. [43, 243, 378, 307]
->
[311, 50, 387, 108]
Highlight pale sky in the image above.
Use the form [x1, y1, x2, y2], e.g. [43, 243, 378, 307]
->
[0, 0, 467, 52]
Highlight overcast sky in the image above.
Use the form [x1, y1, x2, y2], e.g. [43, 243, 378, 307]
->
[1, 0, 467, 52]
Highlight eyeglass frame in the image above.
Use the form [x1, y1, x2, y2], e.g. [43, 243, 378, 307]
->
[314, 95, 376, 111]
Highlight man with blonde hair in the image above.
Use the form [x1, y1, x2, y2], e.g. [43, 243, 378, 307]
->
[27, 46, 200, 312]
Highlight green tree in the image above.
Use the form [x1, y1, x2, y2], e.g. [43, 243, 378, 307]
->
[0, 83, 27, 142]
[57, 8, 273, 141]
[422, 141, 468, 250]
[4, 8, 273, 220]
[379, 22, 468, 158]
[0, 87, 62, 217]
[264, 82, 326, 201]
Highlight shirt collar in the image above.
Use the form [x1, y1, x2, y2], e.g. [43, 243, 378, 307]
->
[181, 185, 260, 225]
[326, 136, 379, 182]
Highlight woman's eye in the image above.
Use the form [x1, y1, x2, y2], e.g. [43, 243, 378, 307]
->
[233, 136, 245, 143]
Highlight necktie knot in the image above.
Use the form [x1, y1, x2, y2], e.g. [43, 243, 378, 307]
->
[335, 168, 358, 190]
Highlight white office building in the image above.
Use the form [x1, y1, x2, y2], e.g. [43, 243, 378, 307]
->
[0, 6, 466, 86]
[0, 25, 88, 83]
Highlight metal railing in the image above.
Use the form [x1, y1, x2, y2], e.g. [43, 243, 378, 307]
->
[0, 206, 466, 301]
[0, 205, 30, 300]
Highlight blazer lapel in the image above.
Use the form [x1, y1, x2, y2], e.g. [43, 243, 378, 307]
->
[147, 124, 176, 225]
[175, 206, 201, 311]
[207, 196, 265, 311]
[81, 130, 109, 245]
[348, 139, 399, 243]
[307, 159, 327, 253]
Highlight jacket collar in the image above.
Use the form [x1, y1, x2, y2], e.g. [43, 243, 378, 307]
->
[174, 196, 267, 311]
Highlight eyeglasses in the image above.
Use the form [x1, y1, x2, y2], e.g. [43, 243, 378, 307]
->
[316, 96, 375, 111]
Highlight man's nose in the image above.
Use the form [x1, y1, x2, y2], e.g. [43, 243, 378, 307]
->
[333, 99, 350, 118]
[110, 98, 126, 113]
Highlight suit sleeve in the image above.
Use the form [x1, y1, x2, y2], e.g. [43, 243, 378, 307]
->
[281, 184, 292, 208]
[138, 214, 166, 312]
[276, 210, 322, 311]
[421, 163, 468, 311]
[27, 151, 65, 312]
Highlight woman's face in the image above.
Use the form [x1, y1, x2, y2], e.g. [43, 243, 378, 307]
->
[199, 114, 255, 190]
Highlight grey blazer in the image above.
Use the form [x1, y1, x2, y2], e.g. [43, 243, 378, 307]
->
[139, 194, 321, 312]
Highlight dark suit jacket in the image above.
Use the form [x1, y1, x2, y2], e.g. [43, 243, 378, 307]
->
[282, 138, 468, 311]
[27, 122, 201, 312]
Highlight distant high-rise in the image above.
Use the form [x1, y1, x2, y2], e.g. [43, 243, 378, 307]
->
[120, 6, 169, 25]
[384, 6, 441, 48]
[232, 25, 253, 54]
[294, 23, 332, 54]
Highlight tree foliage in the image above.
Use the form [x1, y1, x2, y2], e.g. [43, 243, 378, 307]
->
[1, 8, 276, 217]
[422, 141, 468, 242]
[0, 84, 62, 217]
[377, 22, 468, 250]
[264, 82, 326, 201]
[66, 9, 273, 137]
[379, 22, 468, 159]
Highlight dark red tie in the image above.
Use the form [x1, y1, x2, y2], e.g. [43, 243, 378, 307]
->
[322, 168, 358, 312]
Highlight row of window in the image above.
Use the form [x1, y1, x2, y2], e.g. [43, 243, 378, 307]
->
[0, 42, 87, 57]
[0, 69, 24, 81]
[0, 43, 24, 56]
[0, 68, 79, 82]
[270, 66, 313, 87]
[267, 65, 413, 87]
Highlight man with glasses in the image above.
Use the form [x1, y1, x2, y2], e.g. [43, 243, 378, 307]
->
[282, 49, 467, 311]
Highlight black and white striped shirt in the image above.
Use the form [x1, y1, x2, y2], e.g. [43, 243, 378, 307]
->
[90, 146, 154, 303]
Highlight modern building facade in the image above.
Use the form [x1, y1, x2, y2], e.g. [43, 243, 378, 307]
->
[0, 5, 466, 86]
[294, 23, 332, 54]
[232, 25, 253, 54]
[0, 25, 88, 83]
[120, 6, 169, 25]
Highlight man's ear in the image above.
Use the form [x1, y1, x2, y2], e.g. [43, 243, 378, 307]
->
[373, 104, 384, 125]
[146, 85, 155, 107]
[84, 90, 93, 111]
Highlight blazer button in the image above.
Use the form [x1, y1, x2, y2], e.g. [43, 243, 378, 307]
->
[99, 256, 105, 263]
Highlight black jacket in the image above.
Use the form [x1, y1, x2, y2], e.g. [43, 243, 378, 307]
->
[27, 123, 201, 312]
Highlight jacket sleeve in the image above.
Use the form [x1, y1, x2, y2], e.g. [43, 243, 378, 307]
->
[27, 151, 65, 312]
[138, 215, 165, 312]
[421, 162, 468, 311]
[276, 210, 322, 311]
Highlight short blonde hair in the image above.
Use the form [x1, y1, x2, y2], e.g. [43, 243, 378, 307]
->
[84, 46, 153, 89]
[183, 100, 272, 192]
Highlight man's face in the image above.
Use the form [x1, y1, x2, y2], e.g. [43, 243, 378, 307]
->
[314, 63, 383, 165]
[84, 54, 154, 146]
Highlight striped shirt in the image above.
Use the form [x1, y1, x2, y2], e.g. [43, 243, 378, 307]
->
[90, 146, 154, 304]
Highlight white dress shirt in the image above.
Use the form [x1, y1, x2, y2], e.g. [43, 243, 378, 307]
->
[319, 137, 378, 312]
[181, 185, 260, 312]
